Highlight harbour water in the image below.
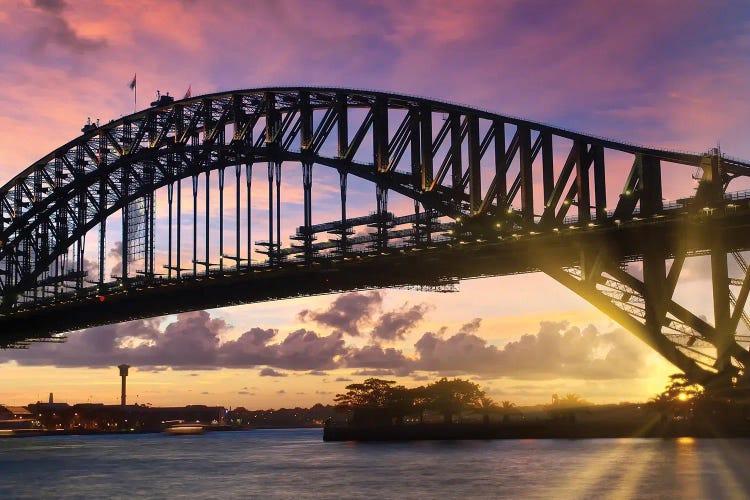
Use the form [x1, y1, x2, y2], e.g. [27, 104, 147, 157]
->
[2, 429, 749, 499]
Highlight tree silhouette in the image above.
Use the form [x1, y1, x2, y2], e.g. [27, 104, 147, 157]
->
[473, 395, 499, 424]
[409, 386, 431, 424]
[387, 385, 414, 425]
[547, 393, 590, 422]
[499, 400, 522, 423]
[427, 378, 483, 424]
[648, 373, 704, 423]
[334, 378, 410, 425]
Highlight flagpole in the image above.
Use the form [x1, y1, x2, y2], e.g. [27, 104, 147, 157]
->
[134, 80, 137, 113]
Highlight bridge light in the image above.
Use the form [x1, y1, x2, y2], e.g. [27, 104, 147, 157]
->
[455, 217, 462, 223]
[553, 228, 560, 232]
[587, 222, 595, 227]
[624, 190, 632, 196]
[563, 199, 571, 205]
[506, 208, 513, 214]
[98, 295, 106, 302]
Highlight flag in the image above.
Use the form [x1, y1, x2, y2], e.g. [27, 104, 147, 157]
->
[128, 74, 136, 90]
[183, 85, 191, 99]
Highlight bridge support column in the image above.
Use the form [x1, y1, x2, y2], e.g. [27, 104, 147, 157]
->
[267, 162, 274, 265]
[121, 166, 129, 285]
[302, 162, 313, 262]
[338, 170, 348, 255]
[167, 183, 173, 280]
[275, 161, 282, 263]
[519, 126, 533, 225]
[218, 167, 225, 271]
[493, 119, 506, 212]
[712, 230, 733, 376]
[192, 174, 198, 276]
[376, 184, 388, 252]
[204, 169, 211, 274]
[251, 162, 258, 269]
[176, 177, 182, 279]
[98, 177, 107, 287]
[420, 103, 433, 190]
[235, 165, 241, 271]
[467, 115, 481, 214]
[642, 229, 668, 337]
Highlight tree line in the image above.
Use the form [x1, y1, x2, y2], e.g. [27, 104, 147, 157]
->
[333, 377, 521, 425]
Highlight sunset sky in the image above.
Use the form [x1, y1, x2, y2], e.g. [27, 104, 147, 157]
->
[1, 0, 750, 409]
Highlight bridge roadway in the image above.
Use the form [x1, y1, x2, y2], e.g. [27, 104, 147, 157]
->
[2, 198, 749, 348]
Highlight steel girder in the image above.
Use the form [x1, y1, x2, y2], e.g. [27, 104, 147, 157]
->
[2, 87, 750, 386]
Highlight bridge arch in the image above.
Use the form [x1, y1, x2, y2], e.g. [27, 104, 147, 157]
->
[2, 87, 750, 387]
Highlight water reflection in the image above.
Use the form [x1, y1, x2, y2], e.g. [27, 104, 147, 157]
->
[1, 430, 749, 499]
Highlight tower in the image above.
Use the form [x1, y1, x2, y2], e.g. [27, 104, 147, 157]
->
[118, 364, 130, 406]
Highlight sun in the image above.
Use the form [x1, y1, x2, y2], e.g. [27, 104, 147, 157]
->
[677, 392, 689, 402]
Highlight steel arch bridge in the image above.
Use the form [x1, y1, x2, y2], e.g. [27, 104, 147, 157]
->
[2, 87, 750, 387]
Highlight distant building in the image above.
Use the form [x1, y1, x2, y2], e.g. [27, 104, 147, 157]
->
[0, 406, 33, 419]
[27, 402, 73, 430]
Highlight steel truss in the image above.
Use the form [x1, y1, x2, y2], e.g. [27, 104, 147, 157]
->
[2, 87, 750, 385]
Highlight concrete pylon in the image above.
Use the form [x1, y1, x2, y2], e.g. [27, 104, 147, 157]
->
[118, 364, 130, 406]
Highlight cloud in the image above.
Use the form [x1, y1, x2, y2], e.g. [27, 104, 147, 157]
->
[0, 298, 651, 381]
[259, 367, 287, 377]
[298, 291, 383, 336]
[351, 369, 395, 377]
[413, 320, 650, 379]
[2, 309, 344, 372]
[220, 328, 347, 371]
[299, 291, 431, 342]
[343, 344, 411, 376]
[30, 0, 107, 54]
[371, 303, 431, 341]
[0, 310, 222, 369]
[237, 391, 254, 395]
[108, 241, 123, 279]
[33, 0, 66, 14]
[334, 377, 352, 382]
[458, 318, 482, 335]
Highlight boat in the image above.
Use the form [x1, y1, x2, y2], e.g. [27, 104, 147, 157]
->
[164, 423, 205, 435]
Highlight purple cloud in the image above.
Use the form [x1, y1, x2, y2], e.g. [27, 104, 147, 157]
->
[220, 328, 347, 370]
[371, 303, 431, 341]
[259, 367, 287, 377]
[413, 320, 649, 379]
[298, 291, 383, 336]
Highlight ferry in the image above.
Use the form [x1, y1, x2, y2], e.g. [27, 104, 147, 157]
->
[163, 423, 206, 435]
[0, 419, 43, 438]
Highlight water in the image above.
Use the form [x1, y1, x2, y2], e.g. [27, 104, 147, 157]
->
[1, 429, 749, 499]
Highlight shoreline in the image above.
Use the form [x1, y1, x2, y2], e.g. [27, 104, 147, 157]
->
[0, 424, 329, 438]
[323, 421, 750, 442]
